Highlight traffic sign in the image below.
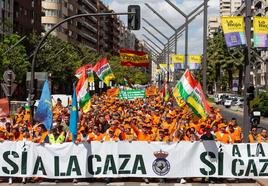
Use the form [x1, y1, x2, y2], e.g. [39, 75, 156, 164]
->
[3, 70, 15, 83]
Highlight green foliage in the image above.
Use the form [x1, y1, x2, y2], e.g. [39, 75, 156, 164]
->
[206, 31, 244, 93]
[258, 92, 268, 117]
[0, 32, 150, 96]
[0, 34, 30, 83]
[108, 55, 149, 85]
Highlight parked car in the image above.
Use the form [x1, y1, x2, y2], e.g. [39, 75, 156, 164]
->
[223, 95, 237, 108]
[234, 97, 244, 107]
[214, 93, 226, 104]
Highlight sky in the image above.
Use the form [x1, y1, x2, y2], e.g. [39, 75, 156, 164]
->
[101, 0, 220, 55]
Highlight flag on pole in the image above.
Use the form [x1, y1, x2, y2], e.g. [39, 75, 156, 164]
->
[172, 54, 185, 70]
[196, 82, 211, 114]
[75, 64, 94, 83]
[35, 80, 53, 130]
[69, 87, 78, 142]
[76, 68, 91, 113]
[188, 55, 202, 70]
[175, 69, 208, 118]
[92, 58, 115, 85]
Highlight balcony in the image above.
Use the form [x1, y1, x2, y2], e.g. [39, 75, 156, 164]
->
[82, 0, 97, 12]
[81, 32, 97, 43]
[82, 21, 97, 33]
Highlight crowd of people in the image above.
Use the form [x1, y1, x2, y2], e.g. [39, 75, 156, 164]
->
[0, 92, 267, 144]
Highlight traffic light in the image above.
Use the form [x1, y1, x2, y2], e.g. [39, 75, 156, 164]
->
[247, 85, 255, 101]
[128, 5, 140, 30]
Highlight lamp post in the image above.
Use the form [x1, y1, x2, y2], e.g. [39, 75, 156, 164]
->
[28, 12, 136, 123]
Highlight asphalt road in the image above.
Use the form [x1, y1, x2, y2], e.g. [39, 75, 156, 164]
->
[216, 104, 268, 129]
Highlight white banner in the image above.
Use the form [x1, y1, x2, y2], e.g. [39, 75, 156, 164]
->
[0, 141, 268, 178]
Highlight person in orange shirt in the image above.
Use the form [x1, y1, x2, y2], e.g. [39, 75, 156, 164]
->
[232, 118, 243, 142]
[215, 124, 232, 144]
[0, 127, 7, 142]
[76, 127, 89, 143]
[248, 126, 258, 143]
[88, 126, 103, 141]
[102, 129, 119, 141]
[18, 127, 33, 142]
[121, 125, 137, 141]
[131, 122, 154, 141]
[257, 128, 268, 143]
[156, 129, 172, 142]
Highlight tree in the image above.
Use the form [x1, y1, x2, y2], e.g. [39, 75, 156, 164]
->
[207, 31, 244, 93]
[0, 34, 30, 99]
[108, 55, 150, 85]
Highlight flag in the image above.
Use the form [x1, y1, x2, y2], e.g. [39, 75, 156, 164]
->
[253, 17, 268, 48]
[221, 16, 246, 47]
[35, 80, 53, 130]
[176, 70, 207, 119]
[187, 87, 207, 119]
[188, 55, 202, 70]
[76, 68, 91, 113]
[87, 70, 94, 83]
[196, 82, 211, 114]
[75, 64, 94, 83]
[145, 85, 157, 97]
[75, 64, 92, 79]
[119, 48, 149, 67]
[107, 88, 120, 97]
[92, 58, 115, 85]
[0, 98, 9, 117]
[172, 54, 185, 70]
[172, 86, 186, 108]
[69, 87, 78, 142]
[177, 70, 196, 100]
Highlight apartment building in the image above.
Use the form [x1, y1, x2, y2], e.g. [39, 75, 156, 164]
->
[0, 0, 42, 37]
[220, 0, 242, 16]
[208, 16, 221, 37]
[41, 0, 132, 54]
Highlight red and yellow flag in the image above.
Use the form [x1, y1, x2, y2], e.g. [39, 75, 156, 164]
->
[119, 49, 149, 67]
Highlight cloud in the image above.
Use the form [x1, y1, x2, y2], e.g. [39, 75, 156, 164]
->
[107, 0, 219, 54]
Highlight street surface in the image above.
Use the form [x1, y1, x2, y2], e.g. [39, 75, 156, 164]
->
[215, 105, 268, 129]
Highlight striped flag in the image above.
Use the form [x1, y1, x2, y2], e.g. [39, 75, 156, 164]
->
[92, 58, 115, 85]
[76, 68, 91, 113]
[175, 69, 207, 119]
[75, 64, 94, 83]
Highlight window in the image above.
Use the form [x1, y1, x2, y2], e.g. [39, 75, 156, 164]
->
[44, 9, 59, 16]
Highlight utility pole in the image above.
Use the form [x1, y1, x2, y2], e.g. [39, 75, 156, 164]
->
[243, 0, 252, 141]
[202, 0, 208, 95]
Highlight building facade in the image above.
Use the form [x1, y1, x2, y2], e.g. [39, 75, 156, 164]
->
[1, 0, 42, 37]
[208, 16, 221, 37]
[41, 0, 135, 54]
[220, 0, 242, 16]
